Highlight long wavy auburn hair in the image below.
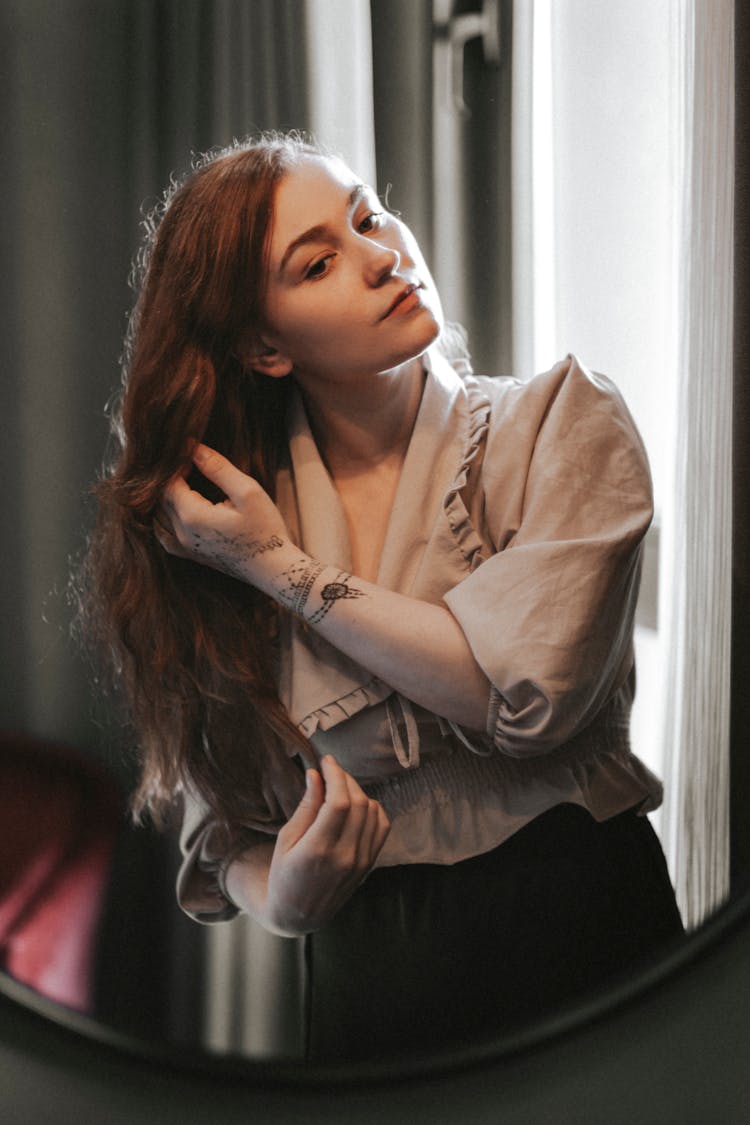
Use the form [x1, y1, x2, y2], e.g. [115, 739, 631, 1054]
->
[80, 134, 323, 838]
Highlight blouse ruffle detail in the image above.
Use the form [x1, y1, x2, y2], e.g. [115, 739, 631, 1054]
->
[441, 380, 492, 573]
[296, 677, 393, 740]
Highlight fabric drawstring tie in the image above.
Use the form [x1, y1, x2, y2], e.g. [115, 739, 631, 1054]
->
[386, 694, 421, 769]
[387, 695, 494, 769]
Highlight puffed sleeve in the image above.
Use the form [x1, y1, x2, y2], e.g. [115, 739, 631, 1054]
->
[176, 787, 243, 923]
[176, 757, 306, 924]
[443, 355, 652, 756]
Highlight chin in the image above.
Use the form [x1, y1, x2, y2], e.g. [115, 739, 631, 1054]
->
[390, 312, 443, 366]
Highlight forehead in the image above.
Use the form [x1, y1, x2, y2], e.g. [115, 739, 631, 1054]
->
[268, 155, 362, 252]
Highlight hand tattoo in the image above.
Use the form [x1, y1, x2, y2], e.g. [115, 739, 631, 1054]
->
[248, 534, 284, 558]
[189, 530, 284, 580]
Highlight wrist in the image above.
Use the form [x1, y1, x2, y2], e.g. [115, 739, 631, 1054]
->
[270, 554, 368, 625]
[264, 890, 322, 937]
[222, 848, 313, 936]
[248, 538, 302, 597]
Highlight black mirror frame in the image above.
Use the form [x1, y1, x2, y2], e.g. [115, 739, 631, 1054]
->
[1, 884, 750, 1120]
[3, 6, 749, 1120]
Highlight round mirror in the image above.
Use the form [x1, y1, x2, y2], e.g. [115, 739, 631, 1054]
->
[2, 0, 744, 1080]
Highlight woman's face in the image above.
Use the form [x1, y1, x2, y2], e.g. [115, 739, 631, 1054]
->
[258, 155, 443, 386]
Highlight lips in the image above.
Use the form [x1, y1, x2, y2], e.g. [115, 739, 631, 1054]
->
[381, 282, 422, 320]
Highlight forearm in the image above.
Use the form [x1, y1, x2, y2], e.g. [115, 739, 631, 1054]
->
[257, 543, 491, 730]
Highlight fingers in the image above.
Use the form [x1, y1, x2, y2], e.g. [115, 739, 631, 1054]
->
[278, 769, 325, 850]
[156, 477, 191, 532]
[302, 756, 390, 864]
[160, 474, 208, 525]
[156, 472, 231, 554]
[153, 517, 189, 559]
[154, 447, 281, 561]
[359, 795, 392, 865]
[278, 755, 388, 857]
[192, 443, 253, 503]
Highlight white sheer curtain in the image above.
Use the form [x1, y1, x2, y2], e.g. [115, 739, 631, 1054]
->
[510, 0, 555, 378]
[660, 0, 734, 930]
[510, 0, 734, 931]
[303, 0, 376, 184]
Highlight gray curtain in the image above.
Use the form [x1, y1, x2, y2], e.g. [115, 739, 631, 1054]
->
[2, 0, 314, 762]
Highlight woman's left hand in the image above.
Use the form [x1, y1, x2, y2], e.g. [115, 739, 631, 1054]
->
[155, 443, 292, 588]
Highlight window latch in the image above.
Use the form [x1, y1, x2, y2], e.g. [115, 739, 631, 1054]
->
[434, 0, 502, 117]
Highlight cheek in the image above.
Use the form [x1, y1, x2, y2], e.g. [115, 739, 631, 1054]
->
[288, 284, 364, 336]
[271, 297, 361, 360]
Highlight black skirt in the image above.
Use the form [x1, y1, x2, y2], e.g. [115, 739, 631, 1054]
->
[304, 803, 685, 1062]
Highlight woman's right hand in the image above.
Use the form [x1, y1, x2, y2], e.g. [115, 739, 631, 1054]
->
[262, 755, 391, 935]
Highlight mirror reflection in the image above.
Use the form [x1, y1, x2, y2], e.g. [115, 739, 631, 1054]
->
[2, 0, 733, 1064]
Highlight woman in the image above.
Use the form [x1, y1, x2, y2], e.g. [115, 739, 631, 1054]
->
[83, 133, 683, 1061]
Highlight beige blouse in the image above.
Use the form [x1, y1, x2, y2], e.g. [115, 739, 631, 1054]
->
[177, 350, 662, 923]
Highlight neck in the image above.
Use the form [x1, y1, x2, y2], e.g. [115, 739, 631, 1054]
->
[295, 357, 427, 475]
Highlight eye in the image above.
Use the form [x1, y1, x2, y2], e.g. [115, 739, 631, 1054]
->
[358, 210, 385, 234]
[304, 254, 335, 280]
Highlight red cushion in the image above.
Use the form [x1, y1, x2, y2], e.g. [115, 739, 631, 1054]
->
[0, 736, 122, 1011]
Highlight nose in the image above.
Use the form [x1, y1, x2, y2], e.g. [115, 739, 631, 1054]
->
[363, 240, 400, 287]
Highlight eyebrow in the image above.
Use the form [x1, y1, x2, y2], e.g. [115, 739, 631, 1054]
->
[278, 183, 368, 275]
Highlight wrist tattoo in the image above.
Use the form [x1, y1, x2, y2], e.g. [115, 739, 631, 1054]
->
[308, 572, 366, 623]
[276, 558, 326, 616]
[274, 560, 366, 622]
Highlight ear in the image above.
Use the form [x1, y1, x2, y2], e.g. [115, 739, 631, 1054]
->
[240, 339, 294, 379]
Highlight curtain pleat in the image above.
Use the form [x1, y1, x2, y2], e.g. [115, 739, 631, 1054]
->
[732, 0, 750, 895]
[126, 0, 317, 216]
[661, 0, 734, 929]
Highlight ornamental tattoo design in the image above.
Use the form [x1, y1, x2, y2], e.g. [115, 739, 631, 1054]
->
[188, 529, 283, 579]
[275, 559, 366, 621]
[188, 529, 251, 579]
[308, 575, 367, 623]
[248, 534, 285, 558]
[275, 558, 326, 616]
